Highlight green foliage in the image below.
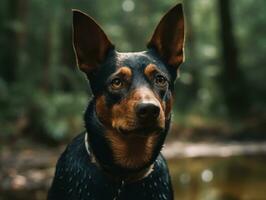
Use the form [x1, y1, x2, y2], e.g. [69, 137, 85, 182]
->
[0, 0, 265, 142]
[0, 80, 87, 142]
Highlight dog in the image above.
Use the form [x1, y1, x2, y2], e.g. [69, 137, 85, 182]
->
[48, 3, 184, 200]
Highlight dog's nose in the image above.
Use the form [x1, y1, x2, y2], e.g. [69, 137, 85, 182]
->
[136, 103, 160, 120]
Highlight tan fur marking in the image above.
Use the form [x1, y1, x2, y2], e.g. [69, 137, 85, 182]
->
[164, 94, 173, 120]
[144, 64, 158, 80]
[113, 66, 132, 81]
[96, 95, 111, 127]
[105, 130, 159, 169]
[118, 66, 132, 77]
[111, 95, 136, 131]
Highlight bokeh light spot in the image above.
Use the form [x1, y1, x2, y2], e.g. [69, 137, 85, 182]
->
[122, 0, 135, 12]
[201, 169, 214, 183]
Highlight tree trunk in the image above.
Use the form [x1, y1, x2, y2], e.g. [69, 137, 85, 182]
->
[1, 0, 28, 84]
[218, 0, 249, 118]
[183, 0, 199, 105]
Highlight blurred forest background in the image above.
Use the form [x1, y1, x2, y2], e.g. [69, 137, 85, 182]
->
[0, 0, 266, 200]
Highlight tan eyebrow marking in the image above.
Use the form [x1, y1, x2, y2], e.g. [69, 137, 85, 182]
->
[144, 64, 160, 80]
[113, 66, 132, 80]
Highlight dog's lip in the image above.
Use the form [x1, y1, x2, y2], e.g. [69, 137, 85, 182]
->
[116, 126, 163, 137]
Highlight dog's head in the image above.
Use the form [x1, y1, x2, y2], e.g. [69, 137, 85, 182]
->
[73, 4, 185, 170]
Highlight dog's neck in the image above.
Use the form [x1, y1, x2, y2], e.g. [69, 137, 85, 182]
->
[84, 132, 154, 182]
[84, 99, 170, 181]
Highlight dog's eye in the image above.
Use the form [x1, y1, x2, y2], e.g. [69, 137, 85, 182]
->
[155, 75, 167, 87]
[111, 78, 123, 90]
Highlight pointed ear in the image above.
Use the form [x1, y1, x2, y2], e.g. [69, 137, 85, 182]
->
[147, 4, 185, 70]
[72, 10, 114, 76]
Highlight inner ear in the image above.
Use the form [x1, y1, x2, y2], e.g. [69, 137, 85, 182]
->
[72, 10, 114, 76]
[147, 4, 185, 70]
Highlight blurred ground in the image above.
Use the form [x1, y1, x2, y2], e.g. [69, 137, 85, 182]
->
[0, 140, 61, 200]
[1, 130, 266, 200]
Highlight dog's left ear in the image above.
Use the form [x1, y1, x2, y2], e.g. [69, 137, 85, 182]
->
[72, 10, 114, 76]
[147, 4, 185, 71]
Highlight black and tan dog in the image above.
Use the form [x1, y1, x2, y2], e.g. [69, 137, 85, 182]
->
[48, 3, 184, 200]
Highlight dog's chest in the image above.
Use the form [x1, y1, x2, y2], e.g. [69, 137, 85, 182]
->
[48, 134, 173, 200]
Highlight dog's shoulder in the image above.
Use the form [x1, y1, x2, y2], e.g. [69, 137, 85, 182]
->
[56, 132, 87, 168]
[48, 132, 98, 199]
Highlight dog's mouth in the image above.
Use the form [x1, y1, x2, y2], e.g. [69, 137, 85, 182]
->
[116, 126, 164, 137]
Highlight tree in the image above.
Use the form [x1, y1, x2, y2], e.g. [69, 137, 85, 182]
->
[1, 0, 28, 83]
[218, 0, 249, 117]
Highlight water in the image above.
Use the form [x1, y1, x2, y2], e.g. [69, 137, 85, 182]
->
[168, 155, 266, 200]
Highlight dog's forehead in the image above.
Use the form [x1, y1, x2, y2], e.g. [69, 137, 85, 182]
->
[116, 51, 164, 71]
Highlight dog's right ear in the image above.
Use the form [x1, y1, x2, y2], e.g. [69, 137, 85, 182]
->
[72, 10, 114, 76]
